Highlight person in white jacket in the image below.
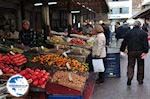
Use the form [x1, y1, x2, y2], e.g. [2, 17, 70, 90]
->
[92, 24, 106, 83]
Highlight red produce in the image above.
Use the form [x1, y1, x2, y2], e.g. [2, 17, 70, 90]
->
[33, 80, 39, 86]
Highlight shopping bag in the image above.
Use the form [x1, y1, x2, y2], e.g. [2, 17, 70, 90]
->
[92, 59, 105, 72]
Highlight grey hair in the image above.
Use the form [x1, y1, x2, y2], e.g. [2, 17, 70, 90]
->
[134, 21, 141, 27]
[22, 20, 30, 25]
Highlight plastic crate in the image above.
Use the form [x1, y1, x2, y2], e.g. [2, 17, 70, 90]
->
[104, 53, 120, 78]
[48, 95, 83, 99]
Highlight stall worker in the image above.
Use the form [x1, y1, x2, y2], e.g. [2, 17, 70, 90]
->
[19, 20, 34, 46]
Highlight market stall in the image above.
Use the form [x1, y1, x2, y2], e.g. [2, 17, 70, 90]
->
[0, 32, 97, 99]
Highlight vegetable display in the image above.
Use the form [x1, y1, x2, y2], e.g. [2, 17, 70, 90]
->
[51, 71, 87, 91]
[20, 68, 50, 88]
[32, 54, 88, 72]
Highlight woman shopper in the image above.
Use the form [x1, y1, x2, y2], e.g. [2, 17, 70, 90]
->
[92, 24, 106, 83]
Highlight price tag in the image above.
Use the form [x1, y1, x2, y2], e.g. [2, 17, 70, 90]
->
[56, 45, 59, 50]
[66, 62, 71, 70]
[2, 39, 5, 42]
[0, 69, 3, 75]
[63, 52, 68, 57]
[10, 51, 15, 55]
[68, 72, 73, 82]
[47, 37, 50, 40]
[41, 46, 44, 50]
[10, 45, 14, 49]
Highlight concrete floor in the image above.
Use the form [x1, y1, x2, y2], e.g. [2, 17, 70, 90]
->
[93, 52, 150, 99]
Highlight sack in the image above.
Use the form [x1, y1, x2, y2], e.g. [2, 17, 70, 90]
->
[92, 58, 105, 72]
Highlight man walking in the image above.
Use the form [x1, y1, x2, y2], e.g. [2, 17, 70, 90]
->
[120, 21, 149, 86]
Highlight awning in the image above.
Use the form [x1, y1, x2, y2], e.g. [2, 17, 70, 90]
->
[133, 6, 150, 19]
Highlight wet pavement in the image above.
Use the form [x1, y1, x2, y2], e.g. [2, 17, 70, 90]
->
[93, 52, 150, 99]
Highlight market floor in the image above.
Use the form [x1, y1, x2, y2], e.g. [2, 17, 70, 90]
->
[92, 52, 150, 99]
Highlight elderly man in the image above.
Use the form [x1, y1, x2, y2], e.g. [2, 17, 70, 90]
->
[120, 21, 149, 86]
[19, 20, 34, 46]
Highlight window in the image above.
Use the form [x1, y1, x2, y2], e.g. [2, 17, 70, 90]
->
[110, 7, 129, 14]
[110, 8, 120, 14]
[121, 7, 129, 14]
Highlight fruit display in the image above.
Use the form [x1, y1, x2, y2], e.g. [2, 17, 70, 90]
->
[0, 63, 19, 74]
[0, 53, 27, 75]
[51, 71, 87, 91]
[49, 36, 66, 44]
[31, 54, 89, 72]
[69, 38, 85, 45]
[20, 68, 50, 88]
[0, 53, 27, 66]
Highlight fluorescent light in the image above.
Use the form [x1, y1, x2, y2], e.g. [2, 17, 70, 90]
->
[48, 2, 57, 5]
[34, 3, 43, 6]
[71, 11, 80, 14]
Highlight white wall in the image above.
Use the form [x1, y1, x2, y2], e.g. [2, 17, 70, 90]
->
[108, 0, 132, 19]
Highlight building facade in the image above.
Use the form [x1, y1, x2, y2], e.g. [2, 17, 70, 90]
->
[107, 0, 132, 20]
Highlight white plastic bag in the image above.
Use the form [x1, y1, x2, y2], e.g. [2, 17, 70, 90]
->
[92, 59, 105, 72]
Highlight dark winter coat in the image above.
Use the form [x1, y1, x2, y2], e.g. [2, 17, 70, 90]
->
[19, 29, 34, 46]
[115, 24, 130, 40]
[120, 27, 149, 53]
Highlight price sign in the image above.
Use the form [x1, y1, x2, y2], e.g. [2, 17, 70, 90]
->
[10, 51, 15, 55]
[68, 72, 73, 82]
[66, 62, 71, 70]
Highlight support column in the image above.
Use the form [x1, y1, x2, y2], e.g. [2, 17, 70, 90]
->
[17, 4, 22, 30]
[67, 1, 72, 37]
[42, 1, 51, 40]
[80, 15, 84, 26]
[42, 4, 50, 26]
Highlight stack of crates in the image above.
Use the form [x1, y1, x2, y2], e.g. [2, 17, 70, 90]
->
[104, 53, 120, 78]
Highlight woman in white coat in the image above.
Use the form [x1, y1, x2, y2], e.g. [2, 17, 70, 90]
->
[92, 24, 106, 83]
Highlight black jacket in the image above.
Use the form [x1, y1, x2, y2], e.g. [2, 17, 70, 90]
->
[120, 27, 149, 53]
[115, 24, 130, 40]
[19, 29, 34, 46]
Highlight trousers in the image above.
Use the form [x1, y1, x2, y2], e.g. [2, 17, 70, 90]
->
[127, 51, 144, 81]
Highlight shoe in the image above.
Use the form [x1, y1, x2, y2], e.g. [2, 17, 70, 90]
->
[127, 79, 131, 86]
[138, 81, 143, 85]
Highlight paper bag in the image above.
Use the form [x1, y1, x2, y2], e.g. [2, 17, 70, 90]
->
[92, 59, 105, 72]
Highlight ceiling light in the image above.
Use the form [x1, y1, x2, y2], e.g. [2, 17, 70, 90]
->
[71, 11, 80, 14]
[34, 3, 43, 6]
[48, 2, 57, 5]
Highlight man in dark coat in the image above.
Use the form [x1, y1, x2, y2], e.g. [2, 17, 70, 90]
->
[115, 22, 130, 40]
[19, 20, 34, 46]
[120, 21, 149, 86]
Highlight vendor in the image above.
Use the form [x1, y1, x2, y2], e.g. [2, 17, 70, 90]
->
[19, 20, 34, 46]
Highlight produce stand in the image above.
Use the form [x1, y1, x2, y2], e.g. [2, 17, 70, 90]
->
[0, 33, 96, 99]
[46, 73, 96, 99]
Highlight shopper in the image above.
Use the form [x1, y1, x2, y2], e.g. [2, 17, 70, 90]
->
[115, 21, 130, 40]
[120, 21, 149, 86]
[19, 20, 34, 46]
[101, 23, 110, 46]
[142, 18, 150, 34]
[92, 24, 106, 83]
